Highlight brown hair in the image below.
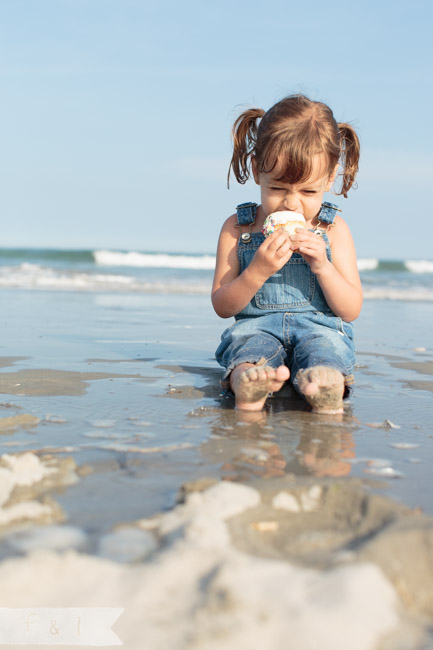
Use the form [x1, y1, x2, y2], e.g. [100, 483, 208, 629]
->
[228, 94, 360, 197]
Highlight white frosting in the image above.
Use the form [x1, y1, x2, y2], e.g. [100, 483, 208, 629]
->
[262, 211, 306, 237]
[268, 211, 305, 224]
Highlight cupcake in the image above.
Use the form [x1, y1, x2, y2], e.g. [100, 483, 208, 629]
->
[262, 211, 305, 237]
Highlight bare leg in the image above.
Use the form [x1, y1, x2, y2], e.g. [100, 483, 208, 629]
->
[230, 362, 290, 411]
[296, 366, 345, 414]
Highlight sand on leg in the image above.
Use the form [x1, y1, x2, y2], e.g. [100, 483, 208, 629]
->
[230, 362, 290, 411]
[296, 366, 345, 414]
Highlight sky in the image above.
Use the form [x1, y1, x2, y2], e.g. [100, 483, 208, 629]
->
[0, 0, 432, 260]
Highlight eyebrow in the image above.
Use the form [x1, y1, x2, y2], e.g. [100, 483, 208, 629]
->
[270, 179, 323, 189]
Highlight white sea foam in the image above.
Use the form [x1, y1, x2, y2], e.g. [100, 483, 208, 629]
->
[0, 264, 210, 294]
[405, 259, 433, 274]
[2, 260, 433, 300]
[94, 250, 216, 270]
[7, 525, 88, 553]
[357, 258, 379, 271]
[0, 263, 135, 290]
[363, 287, 433, 302]
[0, 480, 404, 650]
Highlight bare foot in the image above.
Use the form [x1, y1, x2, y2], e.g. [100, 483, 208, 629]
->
[296, 366, 345, 414]
[230, 363, 290, 411]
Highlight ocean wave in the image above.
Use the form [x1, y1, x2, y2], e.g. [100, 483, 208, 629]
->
[358, 259, 433, 273]
[2, 261, 433, 301]
[357, 258, 378, 271]
[1, 248, 433, 276]
[405, 260, 433, 274]
[0, 263, 210, 294]
[0, 248, 95, 264]
[93, 250, 216, 270]
[363, 287, 433, 301]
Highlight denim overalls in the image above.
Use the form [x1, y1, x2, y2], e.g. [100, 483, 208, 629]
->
[215, 201, 356, 398]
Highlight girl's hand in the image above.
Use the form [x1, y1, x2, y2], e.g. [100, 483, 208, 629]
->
[290, 228, 328, 274]
[249, 230, 293, 282]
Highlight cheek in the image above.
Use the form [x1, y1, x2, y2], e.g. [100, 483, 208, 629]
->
[302, 196, 323, 216]
[302, 195, 322, 207]
[261, 191, 278, 207]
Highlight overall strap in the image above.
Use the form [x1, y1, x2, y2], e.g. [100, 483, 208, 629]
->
[316, 201, 340, 227]
[314, 201, 341, 262]
[235, 202, 257, 243]
[236, 202, 257, 225]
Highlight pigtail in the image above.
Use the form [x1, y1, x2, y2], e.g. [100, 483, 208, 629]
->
[227, 108, 265, 187]
[337, 123, 360, 197]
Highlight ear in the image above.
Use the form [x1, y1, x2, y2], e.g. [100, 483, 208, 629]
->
[325, 163, 339, 191]
[251, 156, 260, 185]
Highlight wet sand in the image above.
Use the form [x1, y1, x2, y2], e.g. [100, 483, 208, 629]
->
[0, 288, 433, 648]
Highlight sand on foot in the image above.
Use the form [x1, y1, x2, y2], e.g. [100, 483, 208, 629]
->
[231, 362, 290, 411]
[296, 366, 345, 414]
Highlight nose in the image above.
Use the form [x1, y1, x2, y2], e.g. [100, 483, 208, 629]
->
[283, 193, 301, 212]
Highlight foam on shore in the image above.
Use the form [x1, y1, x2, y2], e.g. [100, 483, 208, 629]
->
[0, 481, 405, 650]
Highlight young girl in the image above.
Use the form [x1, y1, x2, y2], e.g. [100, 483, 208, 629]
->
[212, 94, 362, 414]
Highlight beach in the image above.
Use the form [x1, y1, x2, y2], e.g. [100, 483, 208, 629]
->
[1, 252, 433, 649]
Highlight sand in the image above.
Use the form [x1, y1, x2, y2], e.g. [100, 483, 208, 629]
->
[0, 288, 433, 648]
[0, 477, 431, 649]
[0, 369, 145, 397]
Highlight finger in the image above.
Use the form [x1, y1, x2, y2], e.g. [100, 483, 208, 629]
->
[268, 240, 293, 261]
[276, 242, 293, 258]
[293, 231, 316, 244]
[294, 235, 317, 248]
[268, 244, 292, 262]
[296, 236, 324, 252]
[266, 229, 289, 242]
[293, 227, 307, 238]
[267, 231, 290, 248]
[298, 243, 319, 253]
[290, 233, 311, 247]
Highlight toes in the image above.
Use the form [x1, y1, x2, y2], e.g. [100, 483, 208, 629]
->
[233, 364, 288, 411]
[241, 366, 280, 385]
[311, 368, 326, 384]
[305, 367, 327, 386]
[299, 366, 342, 389]
[296, 366, 345, 413]
[241, 367, 259, 383]
[302, 382, 320, 397]
[256, 367, 270, 383]
[275, 366, 290, 382]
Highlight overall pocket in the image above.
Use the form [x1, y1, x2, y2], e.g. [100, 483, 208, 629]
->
[255, 255, 315, 310]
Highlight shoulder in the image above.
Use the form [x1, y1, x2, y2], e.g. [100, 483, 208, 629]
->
[220, 213, 239, 235]
[330, 214, 354, 244]
[217, 213, 240, 245]
[329, 214, 358, 270]
[333, 214, 351, 231]
[215, 213, 240, 258]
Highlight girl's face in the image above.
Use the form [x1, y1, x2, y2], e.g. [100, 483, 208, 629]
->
[253, 154, 338, 224]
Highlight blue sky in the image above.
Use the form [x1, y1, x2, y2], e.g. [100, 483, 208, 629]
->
[0, 0, 432, 259]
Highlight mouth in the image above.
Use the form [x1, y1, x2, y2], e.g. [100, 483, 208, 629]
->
[269, 210, 304, 217]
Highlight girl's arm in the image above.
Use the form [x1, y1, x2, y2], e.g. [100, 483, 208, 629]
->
[292, 216, 363, 321]
[211, 215, 293, 318]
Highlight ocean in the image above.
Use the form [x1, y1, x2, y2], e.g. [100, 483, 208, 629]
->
[1, 247, 432, 301]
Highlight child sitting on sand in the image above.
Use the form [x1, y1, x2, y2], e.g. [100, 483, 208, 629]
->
[212, 94, 362, 414]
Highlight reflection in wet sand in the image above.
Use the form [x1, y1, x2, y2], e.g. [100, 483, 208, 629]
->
[200, 393, 358, 482]
[295, 425, 356, 477]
